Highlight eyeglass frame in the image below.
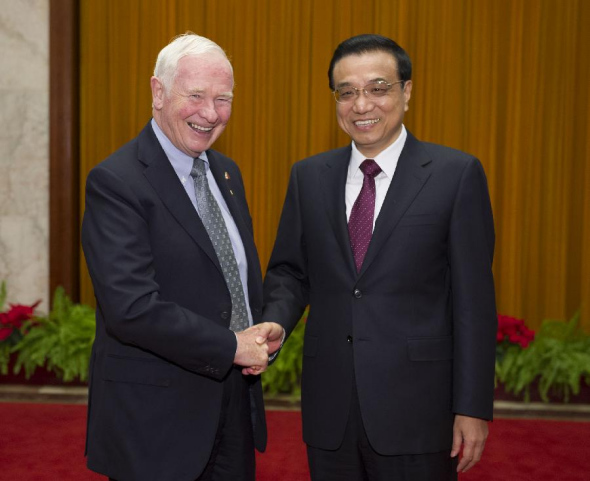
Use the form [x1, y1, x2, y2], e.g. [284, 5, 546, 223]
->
[332, 80, 406, 104]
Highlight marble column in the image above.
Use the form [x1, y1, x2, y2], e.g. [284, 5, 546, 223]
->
[0, 0, 49, 309]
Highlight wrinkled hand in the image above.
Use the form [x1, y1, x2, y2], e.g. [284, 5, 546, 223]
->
[239, 322, 284, 376]
[234, 325, 270, 373]
[451, 414, 489, 473]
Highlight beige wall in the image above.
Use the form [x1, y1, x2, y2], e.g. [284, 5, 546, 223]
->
[0, 0, 49, 308]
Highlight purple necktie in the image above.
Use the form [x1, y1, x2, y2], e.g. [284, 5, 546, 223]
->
[348, 159, 382, 273]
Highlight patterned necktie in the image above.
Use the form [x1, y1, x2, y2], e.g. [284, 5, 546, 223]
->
[348, 159, 382, 273]
[190, 158, 249, 332]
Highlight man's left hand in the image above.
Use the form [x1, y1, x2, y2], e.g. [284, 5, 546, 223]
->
[451, 414, 489, 473]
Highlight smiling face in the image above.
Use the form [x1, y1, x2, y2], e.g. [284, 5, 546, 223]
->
[333, 50, 412, 158]
[151, 53, 234, 157]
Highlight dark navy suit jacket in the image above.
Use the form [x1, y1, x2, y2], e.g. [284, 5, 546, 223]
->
[263, 131, 497, 454]
[82, 122, 266, 481]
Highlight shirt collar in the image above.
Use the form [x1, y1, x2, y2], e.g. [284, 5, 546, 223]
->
[151, 118, 210, 182]
[349, 124, 407, 179]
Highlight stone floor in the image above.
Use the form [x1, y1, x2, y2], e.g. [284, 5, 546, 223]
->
[1, 384, 589, 421]
[0, 384, 88, 404]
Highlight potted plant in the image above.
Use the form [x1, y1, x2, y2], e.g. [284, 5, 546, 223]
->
[261, 310, 306, 402]
[1, 282, 95, 384]
[0, 281, 40, 375]
[496, 312, 590, 402]
[11, 287, 95, 383]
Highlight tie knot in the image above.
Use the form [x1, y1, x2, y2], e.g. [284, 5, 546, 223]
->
[360, 159, 381, 178]
[190, 157, 206, 179]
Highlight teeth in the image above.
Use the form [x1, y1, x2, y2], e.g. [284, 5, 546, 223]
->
[189, 122, 213, 132]
[355, 119, 380, 126]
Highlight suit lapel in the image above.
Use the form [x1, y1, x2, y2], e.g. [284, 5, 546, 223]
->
[207, 151, 263, 306]
[320, 146, 357, 276]
[137, 123, 223, 275]
[358, 132, 432, 277]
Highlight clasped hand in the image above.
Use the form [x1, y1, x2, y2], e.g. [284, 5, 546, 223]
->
[234, 322, 284, 375]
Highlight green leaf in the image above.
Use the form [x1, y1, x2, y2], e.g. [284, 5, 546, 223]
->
[0, 280, 6, 311]
[0, 343, 11, 375]
[261, 311, 306, 397]
[495, 310, 590, 402]
[10, 286, 96, 382]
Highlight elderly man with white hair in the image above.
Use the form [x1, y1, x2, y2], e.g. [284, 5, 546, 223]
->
[82, 33, 283, 481]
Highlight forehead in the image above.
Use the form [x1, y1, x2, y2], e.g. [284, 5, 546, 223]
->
[333, 51, 398, 85]
[174, 53, 234, 90]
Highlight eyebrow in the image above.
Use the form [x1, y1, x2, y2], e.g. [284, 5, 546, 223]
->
[335, 77, 391, 89]
[185, 88, 234, 98]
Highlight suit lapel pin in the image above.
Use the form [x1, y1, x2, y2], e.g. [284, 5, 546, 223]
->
[225, 172, 233, 194]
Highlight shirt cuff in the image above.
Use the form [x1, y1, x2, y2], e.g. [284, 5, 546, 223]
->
[268, 327, 286, 363]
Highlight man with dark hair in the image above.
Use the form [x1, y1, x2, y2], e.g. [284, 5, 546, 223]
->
[263, 34, 497, 480]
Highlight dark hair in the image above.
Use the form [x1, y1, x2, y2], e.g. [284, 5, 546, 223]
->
[328, 34, 412, 90]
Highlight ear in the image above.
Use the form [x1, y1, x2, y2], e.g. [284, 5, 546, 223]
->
[403, 80, 412, 112]
[151, 76, 165, 110]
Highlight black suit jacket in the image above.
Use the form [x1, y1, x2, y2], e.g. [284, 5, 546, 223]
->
[263, 132, 497, 455]
[82, 122, 266, 481]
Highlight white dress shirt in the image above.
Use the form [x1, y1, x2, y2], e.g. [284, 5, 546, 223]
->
[345, 125, 408, 230]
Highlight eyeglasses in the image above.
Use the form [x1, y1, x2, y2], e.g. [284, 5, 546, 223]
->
[332, 80, 404, 103]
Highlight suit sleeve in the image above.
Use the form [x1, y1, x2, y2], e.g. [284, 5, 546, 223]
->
[449, 158, 497, 420]
[262, 164, 310, 336]
[81, 165, 236, 380]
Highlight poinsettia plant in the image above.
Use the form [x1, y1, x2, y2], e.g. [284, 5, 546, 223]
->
[496, 311, 590, 402]
[0, 281, 41, 374]
[495, 314, 535, 391]
[497, 314, 535, 350]
[1, 282, 95, 382]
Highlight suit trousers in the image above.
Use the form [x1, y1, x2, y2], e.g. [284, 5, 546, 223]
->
[197, 367, 256, 481]
[307, 375, 458, 481]
[110, 367, 255, 481]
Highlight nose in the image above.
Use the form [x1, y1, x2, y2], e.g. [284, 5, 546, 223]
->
[198, 99, 219, 124]
[352, 92, 374, 114]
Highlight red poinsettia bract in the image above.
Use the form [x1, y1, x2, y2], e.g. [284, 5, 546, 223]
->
[0, 301, 40, 341]
[496, 314, 535, 349]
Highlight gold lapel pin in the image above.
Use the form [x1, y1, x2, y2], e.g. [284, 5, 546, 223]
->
[224, 172, 230, 180]
[230, 189, 234, 195]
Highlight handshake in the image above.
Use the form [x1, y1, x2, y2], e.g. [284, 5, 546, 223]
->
[233, 322, 284, 375]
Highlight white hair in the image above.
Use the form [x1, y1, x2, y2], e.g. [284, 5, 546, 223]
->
[153, 32, 232, 91]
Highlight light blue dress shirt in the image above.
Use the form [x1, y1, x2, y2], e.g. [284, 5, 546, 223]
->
[151, 119, 253, 327]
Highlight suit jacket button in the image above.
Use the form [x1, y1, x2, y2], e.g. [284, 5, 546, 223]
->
[353, 289, 362, 298]
[220, 311, 230, 320]
[347, 335, 353, 343]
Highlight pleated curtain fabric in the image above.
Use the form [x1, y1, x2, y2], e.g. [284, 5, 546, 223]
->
[78, 0, 590, 331]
